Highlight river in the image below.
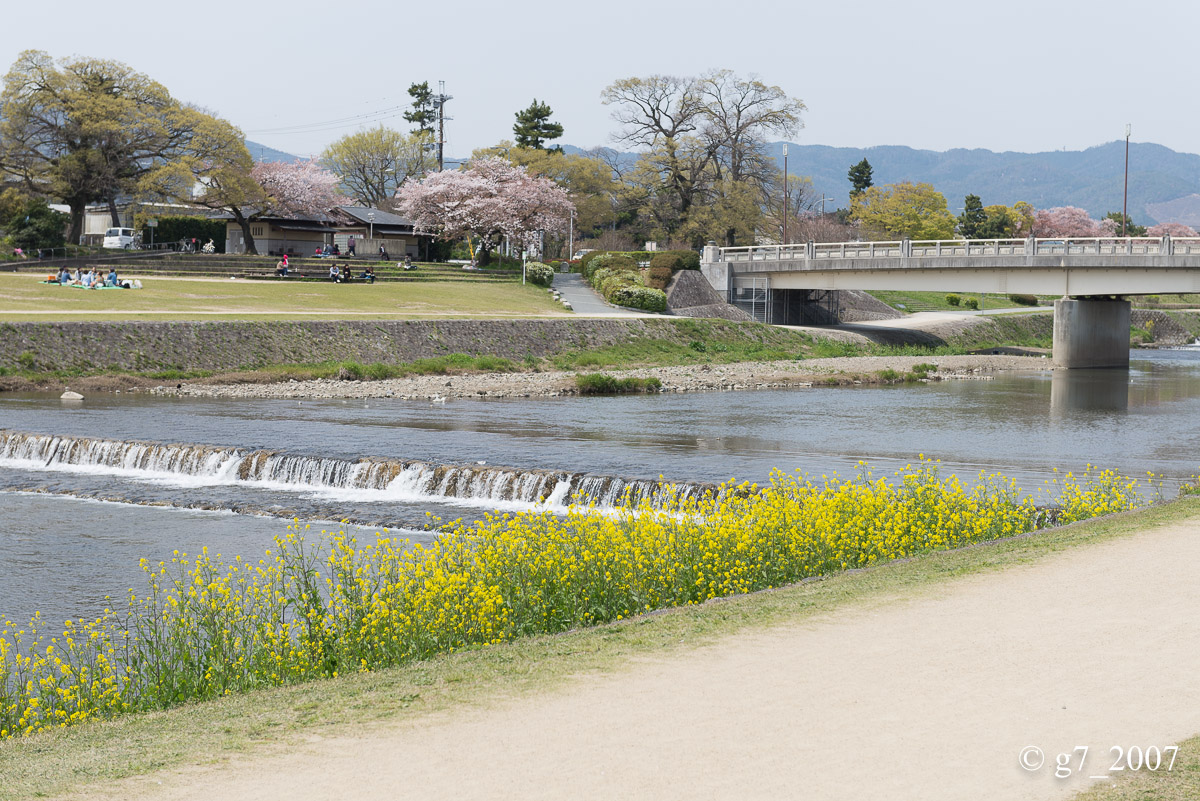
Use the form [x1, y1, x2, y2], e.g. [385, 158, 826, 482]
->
[3, 348, 1199, 625]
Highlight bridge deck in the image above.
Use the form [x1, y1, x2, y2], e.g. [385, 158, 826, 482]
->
[709, 237, 1200, 296]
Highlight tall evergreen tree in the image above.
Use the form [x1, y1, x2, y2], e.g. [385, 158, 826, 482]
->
[513, 99, 564, 150]
[848, 158, 873, 196]
[404, 82, 436, 134]
[957, 194, 986, 238]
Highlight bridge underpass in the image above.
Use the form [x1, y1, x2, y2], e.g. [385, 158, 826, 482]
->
[701, 236, 1200, 368]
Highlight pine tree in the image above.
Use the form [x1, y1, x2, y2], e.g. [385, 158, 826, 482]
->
[848, 158, 873, 196]
[958, 194, 986, 238]
[404, 82, 436, 134]
[513, 99, 564, 150]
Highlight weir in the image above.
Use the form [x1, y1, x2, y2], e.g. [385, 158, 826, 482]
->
[0, 431, 715, 510]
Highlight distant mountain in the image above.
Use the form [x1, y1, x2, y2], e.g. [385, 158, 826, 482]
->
[244, 140, 301, 164]
[564, 141, 1200, 226]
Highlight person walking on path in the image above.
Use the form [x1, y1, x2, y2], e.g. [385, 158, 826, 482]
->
[347, 235, 356, 257]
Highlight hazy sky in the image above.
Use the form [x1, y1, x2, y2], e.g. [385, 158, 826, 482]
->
[4, 0, 1196, 159]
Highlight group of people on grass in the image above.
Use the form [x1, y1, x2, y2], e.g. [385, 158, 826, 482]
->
[329, 263, 374, 283]
[51, 266, 135, 289]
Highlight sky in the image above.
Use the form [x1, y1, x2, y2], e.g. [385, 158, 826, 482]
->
[4, 0, 1198, 160]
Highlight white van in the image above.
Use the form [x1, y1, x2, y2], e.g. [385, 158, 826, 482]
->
[102, 228, 139, 249]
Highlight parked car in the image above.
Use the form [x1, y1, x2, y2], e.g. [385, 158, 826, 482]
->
[102, 228, 139, 249]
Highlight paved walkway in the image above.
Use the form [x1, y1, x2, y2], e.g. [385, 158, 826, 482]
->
[552, 273, 642, 316]
[109, 518, 1200, 801]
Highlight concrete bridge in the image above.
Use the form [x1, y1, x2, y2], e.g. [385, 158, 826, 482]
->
[700, 236, 1200, 368]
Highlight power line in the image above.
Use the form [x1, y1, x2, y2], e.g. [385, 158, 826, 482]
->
[245, 104, 409, 136]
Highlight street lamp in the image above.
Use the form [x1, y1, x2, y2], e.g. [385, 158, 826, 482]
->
[367, 211, 375, 241]
[1122, 123, 1131, 237]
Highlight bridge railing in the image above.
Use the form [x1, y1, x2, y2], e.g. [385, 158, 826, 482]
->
[910, 239, 1027, 256]
[720, 236, 1200, 263]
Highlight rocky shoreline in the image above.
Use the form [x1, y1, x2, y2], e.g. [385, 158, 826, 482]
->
[156, 354, 1051, 401]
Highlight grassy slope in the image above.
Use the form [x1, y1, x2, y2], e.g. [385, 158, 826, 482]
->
[2, 497, 1199, 800]
[0, 274, 568, 321]
[870, 289, 1041, 312]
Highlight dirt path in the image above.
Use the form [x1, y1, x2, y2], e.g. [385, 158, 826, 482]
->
[87, 519, 1200, 801]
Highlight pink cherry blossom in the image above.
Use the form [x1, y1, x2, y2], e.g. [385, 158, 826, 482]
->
[395, 157, 574, 252]
[1146, 222, 1199, 237]
[251, 160, 346, 217]
[1032, 206, 1105, 238]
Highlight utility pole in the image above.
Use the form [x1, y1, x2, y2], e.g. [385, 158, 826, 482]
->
[432, 81, 453, 172]
[1122, 123, 1131, 237]
[782, 143, 789, 245]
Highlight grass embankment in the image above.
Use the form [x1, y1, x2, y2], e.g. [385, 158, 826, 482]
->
[0, 273, 566, 321]
[871, 289, 1045, 313]
[2, 488, 1196, 801]
[0, 315, 1054, 392]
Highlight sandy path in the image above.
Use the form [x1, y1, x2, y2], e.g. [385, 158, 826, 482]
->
[97, 520, 1200, 801]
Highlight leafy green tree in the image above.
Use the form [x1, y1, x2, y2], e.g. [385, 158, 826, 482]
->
[403, 82, 436, 134]
[513, 99, 564, 150]
[4, 197, 67, 250]
[322, 126, 431, 207]
[848, 158, 873, 196]
[1103, 211, 1146, 237]
[850, 182, 956, 240]
[977, 204, 1016, 238]
[1, 50, 248, 242]
[139, 113, 267, 254]
[957, 194, 986, 238]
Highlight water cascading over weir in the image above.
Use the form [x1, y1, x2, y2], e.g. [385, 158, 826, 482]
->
[0, 431, 715, 510]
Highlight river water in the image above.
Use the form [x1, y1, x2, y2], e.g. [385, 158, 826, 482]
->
[3, 348, 1200, 625]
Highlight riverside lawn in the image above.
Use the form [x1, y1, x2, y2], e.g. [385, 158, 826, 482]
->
[0, 461, 1148, 742]
[1, 492, 1197, 800]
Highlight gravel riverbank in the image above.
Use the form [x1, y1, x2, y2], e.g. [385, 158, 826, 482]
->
[159, 354, 1050, 401]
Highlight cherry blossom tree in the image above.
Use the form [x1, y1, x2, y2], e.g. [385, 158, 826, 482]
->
[251, 159, 345, 217]
[395, 157, 574, 263]
[1032, 206, 1104, 238]
[1147, 222, 1199, 237]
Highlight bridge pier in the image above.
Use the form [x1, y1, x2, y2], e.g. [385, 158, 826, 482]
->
[1052, 298, 1130, 369]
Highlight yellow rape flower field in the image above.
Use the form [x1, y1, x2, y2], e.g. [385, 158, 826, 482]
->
[0, 460, 1151, 740]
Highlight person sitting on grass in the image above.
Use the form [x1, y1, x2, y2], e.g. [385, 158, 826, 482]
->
[359, 265, 375, 283]
[80, 268, 95, 287]
[106, 268, 118, 287]
[57, 267, 71, 284]
[329, 263, 340, 282]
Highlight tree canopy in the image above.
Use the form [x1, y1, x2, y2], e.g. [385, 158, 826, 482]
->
[513, 99, 563, 150]
[395, 157, 574, 263]
[848, 158, 873, 196]
[0, 50, 239, 242]
[850, 182, 956, 240]
[322, 126, 430, 207]
[403, 82, 436, 134]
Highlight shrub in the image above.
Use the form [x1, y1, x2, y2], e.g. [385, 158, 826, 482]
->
[945, 294, 961, 306]
[525, 261, 554, 287]
[575, 373, 663, 394]
[649, 252, 682, 271]
[611, 286, 667, 312]
[579, 251, 610, 275]
[668, 249, 701, 270]
[1008, 293, 1039, 306]
[646, 265, 673, 289]
[963, 297, 979, 310]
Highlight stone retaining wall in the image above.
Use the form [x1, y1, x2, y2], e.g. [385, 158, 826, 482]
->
[0, 319, 748, 373]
